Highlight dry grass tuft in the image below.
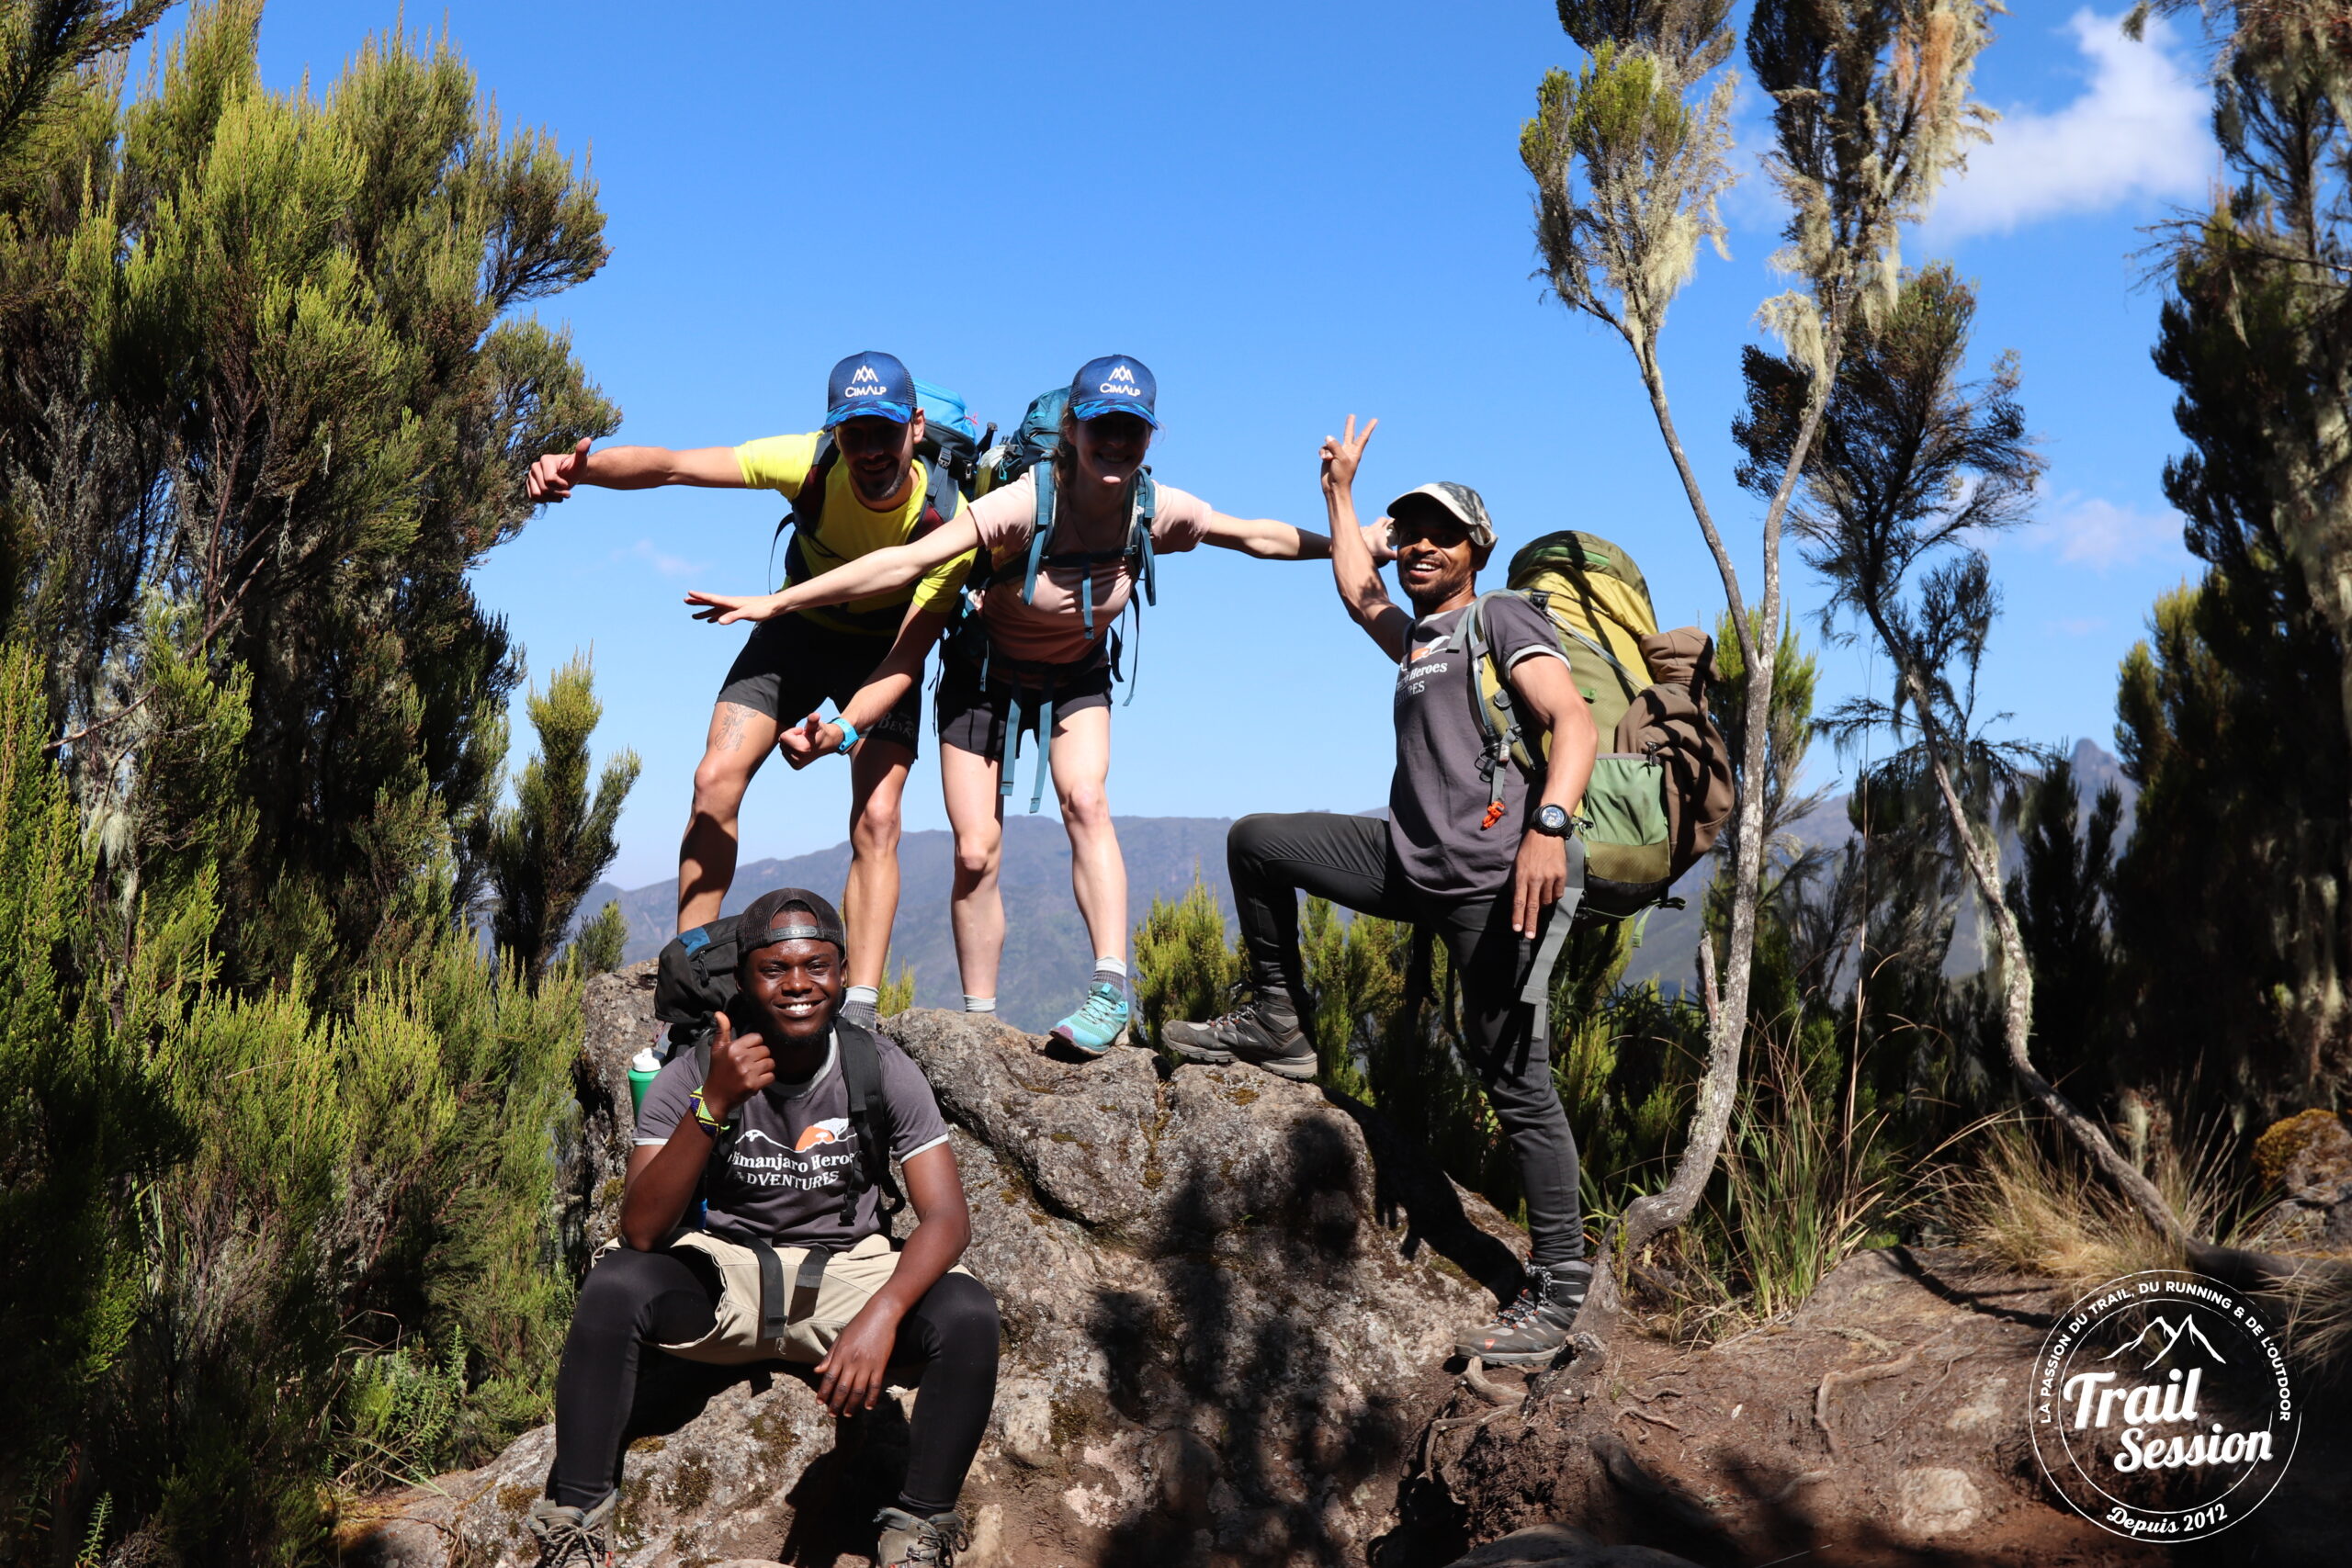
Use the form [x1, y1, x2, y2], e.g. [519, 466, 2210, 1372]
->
[1947, 1115, 2243, 1289]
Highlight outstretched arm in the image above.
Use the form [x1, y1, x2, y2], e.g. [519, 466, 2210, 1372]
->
[1321, 416, 1411, 660]
[1201, 512, 1390, 561]
[684, 513, 983, 625]
[526, 437, 745, 502]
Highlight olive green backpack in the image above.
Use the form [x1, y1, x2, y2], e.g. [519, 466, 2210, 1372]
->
[1460, 531, 1735, 1032]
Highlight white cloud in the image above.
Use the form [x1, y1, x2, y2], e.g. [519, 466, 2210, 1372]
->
[616, 539, 707, 579]
[2040, 492, 2186, 569]
[1927, 9, 2211, 240]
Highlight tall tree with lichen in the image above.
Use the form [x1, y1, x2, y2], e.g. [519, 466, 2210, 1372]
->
[1519, 0, 1996, 1314]
[1736, 262, 2190, 1244]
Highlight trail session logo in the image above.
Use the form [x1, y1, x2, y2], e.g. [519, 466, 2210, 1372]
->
[2032, 1270, 2298, 1541]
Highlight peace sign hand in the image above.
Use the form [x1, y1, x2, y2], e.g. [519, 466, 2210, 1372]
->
[1319, 414, 1378, 497]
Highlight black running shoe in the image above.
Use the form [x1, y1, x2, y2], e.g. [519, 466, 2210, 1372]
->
[1160, 1000, 1318, 1081]
[1455, 1261, 1593, 1365]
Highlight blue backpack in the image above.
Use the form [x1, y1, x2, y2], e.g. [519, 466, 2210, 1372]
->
[960, 387, 1159, 812]
[770, 380, 992, 634]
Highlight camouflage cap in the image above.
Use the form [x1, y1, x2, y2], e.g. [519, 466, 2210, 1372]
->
[1385, 481, 1496, 548]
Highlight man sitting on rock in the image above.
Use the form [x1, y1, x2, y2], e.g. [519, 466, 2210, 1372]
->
[529, 887, 999, 1568]
[1162, 418, 1600, 1367]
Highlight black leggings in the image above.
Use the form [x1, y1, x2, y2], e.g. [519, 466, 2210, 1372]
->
[548, 1246, 1000, 1516]
[1228, 811, 1586, 1268]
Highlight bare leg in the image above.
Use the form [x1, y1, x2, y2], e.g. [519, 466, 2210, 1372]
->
[1049, 705, 1126, 964]
[940, 740, 1006, 999]
[680, 701, 782, 932]
[841, 739, 914, 992]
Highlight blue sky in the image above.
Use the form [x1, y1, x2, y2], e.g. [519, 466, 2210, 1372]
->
[228, 1, 2217, 891]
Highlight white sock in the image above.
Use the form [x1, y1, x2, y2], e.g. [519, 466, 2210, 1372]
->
[844, 985, 880, 1010]
[963, 996, 997, 1013]
[1092, 956, 1128, 982]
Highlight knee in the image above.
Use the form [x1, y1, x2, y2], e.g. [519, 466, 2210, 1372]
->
[1228, 813, 1281, 870]
[927, 1274, 1001, 1358]
[852, 797, 902, 856]
[1057, 781, 1112, 832]
[953, 830, 1001, 884]
[575, 1248, 662, 1333]
[691, 754, 748, 815]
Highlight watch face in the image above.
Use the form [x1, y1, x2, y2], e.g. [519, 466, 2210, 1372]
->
[1538, 805, 1568, 832]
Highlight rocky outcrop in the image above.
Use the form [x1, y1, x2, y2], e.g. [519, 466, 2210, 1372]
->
[345, 966, 1526, 1567]
[2248, 1109, 2352, 1254]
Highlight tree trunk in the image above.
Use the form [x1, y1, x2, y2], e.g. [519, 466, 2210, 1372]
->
[1892, 649, 2192, 1248]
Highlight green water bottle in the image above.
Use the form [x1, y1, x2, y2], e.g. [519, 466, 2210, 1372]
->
[628, 1044, 662, 1119]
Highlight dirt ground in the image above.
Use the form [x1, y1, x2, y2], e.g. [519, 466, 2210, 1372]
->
[1381, 1246, 2346, 1568]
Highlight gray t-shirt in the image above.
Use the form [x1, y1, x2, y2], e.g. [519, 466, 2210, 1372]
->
[1389, 597, 1568, 899]
[635, 1029, 951, 1248]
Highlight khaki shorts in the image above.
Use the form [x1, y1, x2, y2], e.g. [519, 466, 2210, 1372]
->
[594, 1231, 968, 1369]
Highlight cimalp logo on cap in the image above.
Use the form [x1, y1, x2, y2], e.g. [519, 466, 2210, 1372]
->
[1100, 363, 1139, 393]
[843, 364, 888, 399]
[2031, 1270, 2299, 1541]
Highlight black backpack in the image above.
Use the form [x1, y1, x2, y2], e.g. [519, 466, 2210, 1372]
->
[652, 916, 905, 1230]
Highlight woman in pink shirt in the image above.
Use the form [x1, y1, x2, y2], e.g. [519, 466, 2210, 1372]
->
[687, 355, 1346, 1054]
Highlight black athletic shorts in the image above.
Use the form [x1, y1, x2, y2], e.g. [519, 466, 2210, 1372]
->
[933, 649, 1113, 759]
[715, 613, 922, 754]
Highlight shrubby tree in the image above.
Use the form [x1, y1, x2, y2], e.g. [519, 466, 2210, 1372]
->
[1520, 0, 1995, 1311]
[1, 0, 618, 992]
[488, 653, 639, 984]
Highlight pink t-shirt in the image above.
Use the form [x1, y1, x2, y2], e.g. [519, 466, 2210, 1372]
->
[967, 471, 1215, 665]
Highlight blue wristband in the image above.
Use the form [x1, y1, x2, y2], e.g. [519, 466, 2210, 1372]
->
[832, 716, 860, 754]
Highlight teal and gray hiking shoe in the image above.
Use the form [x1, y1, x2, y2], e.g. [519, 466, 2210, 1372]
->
[1049, 981, 1131, 1055]
[875, 1506, 968, 1568]
[1161, 1000, 1318, 1082]
[1454, 1261, 1593, 1366]
[527, 1490, 616, 1567]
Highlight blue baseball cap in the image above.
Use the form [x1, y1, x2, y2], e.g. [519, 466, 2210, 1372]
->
[823, 351, 917, 428]
[1068, 354, 1159, 428]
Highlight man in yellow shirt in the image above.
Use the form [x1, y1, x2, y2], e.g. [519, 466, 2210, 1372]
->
[526, 352, 973, 1027]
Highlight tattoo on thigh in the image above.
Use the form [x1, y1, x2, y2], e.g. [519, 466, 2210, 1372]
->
[715, 704, 750, 751]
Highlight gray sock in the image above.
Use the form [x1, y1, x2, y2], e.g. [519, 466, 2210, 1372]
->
[963, 996, 997, 1014]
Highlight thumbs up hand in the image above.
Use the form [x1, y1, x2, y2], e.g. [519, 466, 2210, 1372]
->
[527, 437, 594, 502]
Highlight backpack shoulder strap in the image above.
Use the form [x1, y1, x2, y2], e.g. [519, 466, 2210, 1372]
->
[1130, 470, 1158, 608]
[1023, 463, 1057, 604]
[770, 435, 841, 579]
[1463, 592, 1534, 829]
[834, 1023, 906, 1228]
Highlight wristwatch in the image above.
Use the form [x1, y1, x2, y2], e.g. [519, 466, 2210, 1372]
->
[1532, 803, 1572, 838]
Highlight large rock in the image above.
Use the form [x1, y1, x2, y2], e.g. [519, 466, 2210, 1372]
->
[345, 970, 1525, 1567]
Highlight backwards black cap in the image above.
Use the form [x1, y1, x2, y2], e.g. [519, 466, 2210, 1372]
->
[735, 886, 847, 960]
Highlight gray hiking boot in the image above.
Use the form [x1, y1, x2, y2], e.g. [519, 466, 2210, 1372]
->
[875, 1506, 968, 1568]
[1160, 999, 1317, 1081]
[526, 1491, 616, 1567]
[1454, 1261, 1593, 1366]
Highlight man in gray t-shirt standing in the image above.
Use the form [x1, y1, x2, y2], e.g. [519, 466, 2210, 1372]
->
[528, 887, 996, 1568]
[1164, 417, 1602, 1368]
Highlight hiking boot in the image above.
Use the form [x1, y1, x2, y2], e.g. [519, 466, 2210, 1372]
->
[875, 1506, 969, 1568]
[1161, 1000, 1317, 1082]
[1049, 981, 1131, 1055]
[1454, 1261, 1593, 1366]
[527, 1491, 616, 1568]
[841, 998, 881, 1032]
